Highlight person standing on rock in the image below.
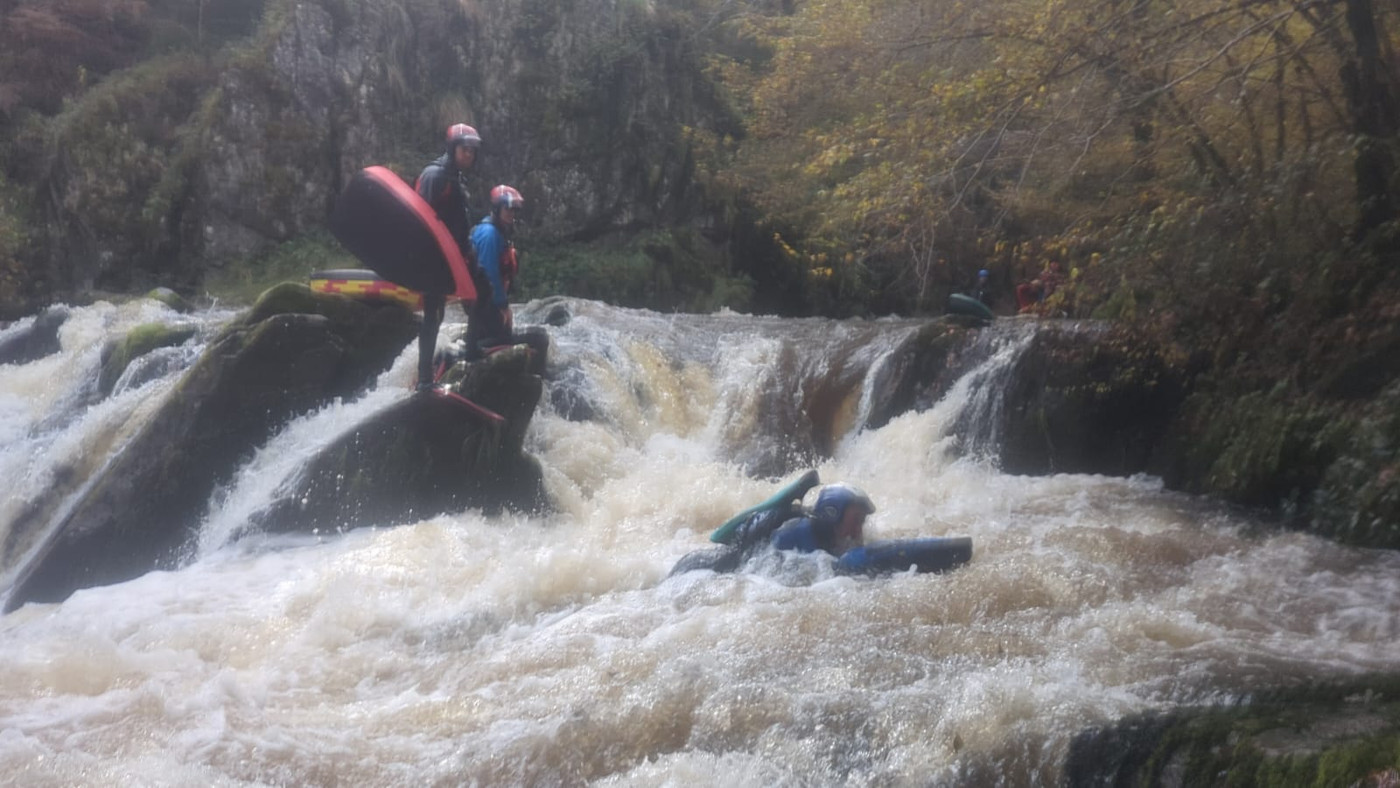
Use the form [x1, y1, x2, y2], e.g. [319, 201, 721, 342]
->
[413, 122, 481, 391]
[465, 184, 548, 368]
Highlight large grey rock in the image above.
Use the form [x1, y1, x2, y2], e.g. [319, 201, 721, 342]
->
[255, 343, 549, 533]
[3, 285, 416, 610]
[0, 306, 70, 366]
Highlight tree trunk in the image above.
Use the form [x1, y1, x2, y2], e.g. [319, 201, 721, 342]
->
[1342, 0, 1399, 241]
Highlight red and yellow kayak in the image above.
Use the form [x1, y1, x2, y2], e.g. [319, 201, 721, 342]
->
[309, 269, 424, 310]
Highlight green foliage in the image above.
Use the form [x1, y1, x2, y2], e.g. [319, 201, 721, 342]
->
[0, 172, 35, 318]
[712, 0, 1399, 318]
[1183, 388, 1355, 511]
[517, 229, 753, 314]
[40, 53, 216, 290]
[205, 231, 356, 305]
[1089, 275, 1139, 322]
[1312, 382, 1400, 548]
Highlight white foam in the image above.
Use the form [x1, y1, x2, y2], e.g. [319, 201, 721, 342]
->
[1, 300, 1398, 785]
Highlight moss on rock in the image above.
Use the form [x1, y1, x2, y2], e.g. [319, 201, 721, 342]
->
[236, 282, 418, 390]
[1065, 676, 1400, 787]
[1311, 383, 1400, 549]
[98, 322, 199, 396]
[145, 287, 194, 313]
[1182, 390, 1353, 511]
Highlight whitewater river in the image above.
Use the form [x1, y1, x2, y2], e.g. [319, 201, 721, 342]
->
[1, 297, 1397, 786]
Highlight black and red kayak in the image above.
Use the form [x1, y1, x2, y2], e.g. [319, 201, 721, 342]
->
[329, 166, 478, 303]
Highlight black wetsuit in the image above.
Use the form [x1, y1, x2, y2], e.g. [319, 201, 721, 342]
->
[414, 152, 477, 387]
[667, 505, 803, 576]
[974, 278, 993, 307]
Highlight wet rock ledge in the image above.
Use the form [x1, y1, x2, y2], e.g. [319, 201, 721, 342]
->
[1064, 676, 1400, 787]
[5, 284, 547, 610]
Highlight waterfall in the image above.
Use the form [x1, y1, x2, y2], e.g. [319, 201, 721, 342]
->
[0, 301, 223, 590]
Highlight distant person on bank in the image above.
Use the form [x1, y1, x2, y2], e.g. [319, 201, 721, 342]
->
[1015, 260, 1065, 314]
[414, 123, 481, 391]
[973, 268, 993, 307]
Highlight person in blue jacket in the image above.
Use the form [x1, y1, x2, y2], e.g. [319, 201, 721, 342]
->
[465, 185, 549, 366]
[413, 122, 480, 391]
[771, 483, 875, 557]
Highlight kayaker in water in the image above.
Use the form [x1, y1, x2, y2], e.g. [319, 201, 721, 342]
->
[669, 481, 876, 575]
[670, 475, 971, 578]
[771, 483, 874, 556]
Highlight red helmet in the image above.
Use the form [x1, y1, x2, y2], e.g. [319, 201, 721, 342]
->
[445, 123, 481, 148]
[490, 184, 524, 210]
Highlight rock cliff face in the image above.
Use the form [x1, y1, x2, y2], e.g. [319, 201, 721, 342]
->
[996, 322, 1190, 478]
[33, 0, 735, 298]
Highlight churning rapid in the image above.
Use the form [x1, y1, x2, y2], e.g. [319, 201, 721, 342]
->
[1, 297, 1397, 786]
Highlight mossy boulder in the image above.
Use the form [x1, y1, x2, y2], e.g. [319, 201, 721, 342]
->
[3, 285, 417, 610]
[1144, 381, 1400, 549]
[1065, 676, 1400, 787]
[234, 282, 419, 390]
[97, 322, 199, 396]
[145, 287, 194, 313]
[255, 341, 549, 534]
